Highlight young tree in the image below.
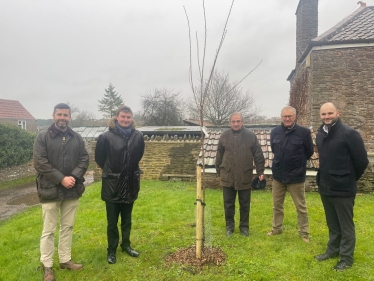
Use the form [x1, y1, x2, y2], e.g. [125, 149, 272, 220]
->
[184, 0, 262, 258]
[98, 83, 124, 119]
[188, 70, 260, 125]
[140, 88, 184, 126]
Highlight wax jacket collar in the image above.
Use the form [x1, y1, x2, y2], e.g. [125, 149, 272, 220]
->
[48, 123, 74, 138]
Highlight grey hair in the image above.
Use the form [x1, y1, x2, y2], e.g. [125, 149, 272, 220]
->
[229, 112, 243, 122]
[281, 106, 296, 116]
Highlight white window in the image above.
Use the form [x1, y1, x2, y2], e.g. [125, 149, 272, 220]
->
[18, 120, 27, 130]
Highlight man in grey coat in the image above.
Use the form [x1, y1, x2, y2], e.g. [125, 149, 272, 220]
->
[34, 103, 89, 281]
[215, 112, 265, 236]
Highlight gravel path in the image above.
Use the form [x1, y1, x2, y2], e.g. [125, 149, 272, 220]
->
[0, 171, 94, 221]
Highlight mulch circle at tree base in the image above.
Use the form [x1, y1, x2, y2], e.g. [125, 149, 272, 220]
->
[164, 245, 226, 273]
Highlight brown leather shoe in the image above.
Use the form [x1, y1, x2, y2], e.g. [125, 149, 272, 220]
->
[301, 235, 310, 243]
[267, 230, 282, 236]
[42, 265, 55, 281]
[59, 260, 84, 270]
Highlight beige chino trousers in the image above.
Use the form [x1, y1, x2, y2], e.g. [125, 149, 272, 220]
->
[271, 179, 309, 236]
[40, 199, 79, 267]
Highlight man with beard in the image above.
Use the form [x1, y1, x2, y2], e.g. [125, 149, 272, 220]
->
[215, 112, 265, 237]
[314, 102, 368, 271]
[34, 103, 89, 281]
[95, 105, 144, 264]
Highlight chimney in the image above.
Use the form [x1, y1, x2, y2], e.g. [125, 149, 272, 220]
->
[357, 1, 366, 7]
[295, 0, 318, 65]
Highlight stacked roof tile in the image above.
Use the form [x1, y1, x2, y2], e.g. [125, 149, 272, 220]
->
[198, 128, 319, 170]
[0, 99, 35, 119]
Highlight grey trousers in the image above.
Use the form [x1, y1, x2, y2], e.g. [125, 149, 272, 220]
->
[320, 194, 356, 265]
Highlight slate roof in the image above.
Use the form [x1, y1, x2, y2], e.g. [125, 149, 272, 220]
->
[298, 5, 374, 63]
[0, 99, 35, 120]
[312, 6, 374, 44]
[198, 128, 319, 170]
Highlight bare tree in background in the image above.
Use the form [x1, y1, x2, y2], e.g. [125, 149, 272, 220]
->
[65, 102, 80, 120]
[188, 69, 260, 125]
[140, 88, 184, 126]
[73, 110, 96, 127]
[66, 102, 96, 127]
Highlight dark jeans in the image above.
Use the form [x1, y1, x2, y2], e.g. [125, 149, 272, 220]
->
[223, 187, 251, 231]
[105, 201, 134, 253]
[320, 194, 356, 265]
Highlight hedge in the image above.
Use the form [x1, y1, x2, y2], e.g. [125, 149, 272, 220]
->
[0, 124, 36, 168]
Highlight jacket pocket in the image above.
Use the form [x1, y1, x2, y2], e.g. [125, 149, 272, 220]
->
[290, 140, 303, 159]
[37, 174, 59, 200]
[219, 165, 230, 182]
[102, 173, 121, 198]
[329, 169, 351, 191]
[75, 178, 86, 196]
[132, 170, 142, 200]
[271, 138, 282, 154]
[242, 167, 253, 184]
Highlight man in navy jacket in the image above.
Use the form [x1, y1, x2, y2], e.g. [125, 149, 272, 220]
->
[315, 102, 368, 271]
[268, 106, 314, 243]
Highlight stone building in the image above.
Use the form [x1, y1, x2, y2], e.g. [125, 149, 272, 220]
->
[287, 1, 374, 150]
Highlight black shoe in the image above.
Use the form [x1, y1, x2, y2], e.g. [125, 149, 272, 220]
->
[123, 246, 139, 257]
[240, 229, 249, 236]
[334, 260, 351, 271]
[107, 252, 116, 264]
[314, 253, 338, 261]
[226, 229, 234, 236]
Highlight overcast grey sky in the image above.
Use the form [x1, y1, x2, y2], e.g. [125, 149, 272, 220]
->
[1, 0, 373, 120]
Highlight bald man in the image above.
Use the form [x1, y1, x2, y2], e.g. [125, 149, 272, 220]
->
[314, 102, 368, 271]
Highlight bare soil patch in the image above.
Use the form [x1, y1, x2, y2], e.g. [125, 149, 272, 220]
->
[0, 170, 94, 221]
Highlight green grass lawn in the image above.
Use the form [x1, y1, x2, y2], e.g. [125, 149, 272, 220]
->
[1, 181, 374, 281]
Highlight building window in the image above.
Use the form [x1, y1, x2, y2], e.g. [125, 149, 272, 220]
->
[18, 120, 27, 130]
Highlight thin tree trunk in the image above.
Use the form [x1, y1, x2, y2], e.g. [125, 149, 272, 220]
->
[196, 165, 203, 258]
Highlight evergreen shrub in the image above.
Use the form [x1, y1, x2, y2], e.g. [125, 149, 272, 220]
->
[0, 124, 36, 168]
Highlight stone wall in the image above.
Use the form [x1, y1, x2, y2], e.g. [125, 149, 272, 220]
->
[91, 138, 374, 192]
[308, 47, 374, 150]
[92, 139, 201, 182]
[0, 160, 35, 183]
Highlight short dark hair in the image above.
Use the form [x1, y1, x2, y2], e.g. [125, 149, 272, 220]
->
[53, 103, 71, 114]
[116, 105, 133, 116]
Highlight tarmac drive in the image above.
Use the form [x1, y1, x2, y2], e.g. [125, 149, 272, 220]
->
[0, 170, 94, 222]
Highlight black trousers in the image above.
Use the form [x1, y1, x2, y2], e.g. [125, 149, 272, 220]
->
[320, 194, 356, 265]
[223, 187, 251, 231]
[105, 201, 134, 253]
